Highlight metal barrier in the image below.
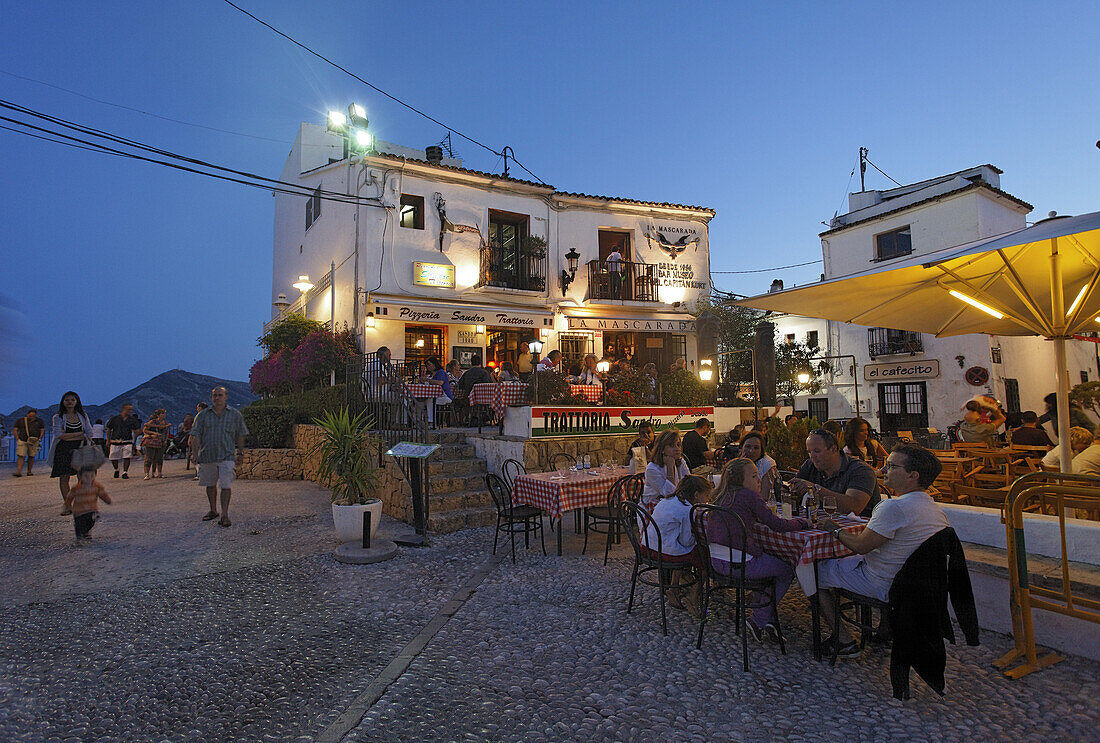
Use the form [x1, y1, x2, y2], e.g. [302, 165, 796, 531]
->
[994, 471, 1100, 678]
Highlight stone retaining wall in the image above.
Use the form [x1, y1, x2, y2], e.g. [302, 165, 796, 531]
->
[521, 434, 638, 473]
[237, 448, 304, 480]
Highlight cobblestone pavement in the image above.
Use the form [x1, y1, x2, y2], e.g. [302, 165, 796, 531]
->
[1, 460, 1098, 741]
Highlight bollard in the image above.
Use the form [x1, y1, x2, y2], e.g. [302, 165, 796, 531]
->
[362, 510, 371, 549]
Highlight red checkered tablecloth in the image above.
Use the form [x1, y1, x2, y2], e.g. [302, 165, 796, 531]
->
[470, 381, 528, 416]
[570, 384, 603, 403]
[511, 466, 631, 518]
[753, 515, 866, 595]
[404, 382, 442, 398]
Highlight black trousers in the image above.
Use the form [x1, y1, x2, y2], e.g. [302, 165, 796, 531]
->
[74, 512, 97, 538]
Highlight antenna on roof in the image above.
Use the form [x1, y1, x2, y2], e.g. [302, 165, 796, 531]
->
[502, 146, 514, 178]
[439, 131, 456, 159]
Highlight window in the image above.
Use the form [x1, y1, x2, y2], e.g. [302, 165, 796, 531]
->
[400, 194, 424, 229]
[560, 333, 594, 368]
[482, 209, 545, 291]
[1083, 371, 1090, 384]
[875, 225, 912, 261]
[1004, 378, 1021, 413]
[670, 335, 687, 365]
[305, 185, 322, 230]
[806, 330, 819, 348]
[784, 333, 796, 344]
[867, 327, 922, 357]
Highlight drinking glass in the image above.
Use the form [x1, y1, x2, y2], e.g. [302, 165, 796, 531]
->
[823, 494, 838, 516]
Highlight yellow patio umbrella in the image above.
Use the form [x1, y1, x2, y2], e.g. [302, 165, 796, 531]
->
[735, 211, 1100, 471]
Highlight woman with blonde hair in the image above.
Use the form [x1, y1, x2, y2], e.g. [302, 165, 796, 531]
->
[1041, 426, 1094, 469]
[642, 429, 690, 508]
[706, 458, 809, 642]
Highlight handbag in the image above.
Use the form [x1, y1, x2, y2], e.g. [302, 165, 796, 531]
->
[71, 442, 106, 471]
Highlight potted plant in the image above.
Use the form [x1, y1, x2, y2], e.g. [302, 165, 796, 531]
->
[310, 407, 384, 543]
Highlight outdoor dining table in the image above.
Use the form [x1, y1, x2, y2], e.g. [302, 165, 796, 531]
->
[510, 465, 631, 556]
[753, 514, 867, 660]
[469, 381, 528, 417]
[403, 382, 441, 398]
[569, 384, 603, 403]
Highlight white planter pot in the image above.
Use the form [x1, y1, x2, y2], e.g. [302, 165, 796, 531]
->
[331, 500, 383, 544]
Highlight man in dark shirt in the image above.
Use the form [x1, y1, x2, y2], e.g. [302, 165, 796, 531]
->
[1010, 411, 1054, 447]
[681, 418, 712, 471]
[457, 354, 492, 394]
[13, 409, 46, 477]
[105, 403, 141, 479]
[789, 428, 880, 518]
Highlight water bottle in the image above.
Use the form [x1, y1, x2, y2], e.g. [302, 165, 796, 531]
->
[583, 454, 591, 470]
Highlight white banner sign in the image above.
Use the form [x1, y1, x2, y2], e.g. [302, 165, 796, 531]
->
[864, 359, 940, 381]
[391, 305, 551, 327]
[566, 317, 696, 332]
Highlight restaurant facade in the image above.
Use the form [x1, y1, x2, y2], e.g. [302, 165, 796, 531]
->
[268, 121, 714, 374]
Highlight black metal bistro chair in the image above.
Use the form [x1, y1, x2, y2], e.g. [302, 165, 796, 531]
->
[582, 473, 644, 564]
[485, 473, 545, 564]
[689, 503, 787, 672]
[501, 458, 527, 493]
[620, 500, 697, 636]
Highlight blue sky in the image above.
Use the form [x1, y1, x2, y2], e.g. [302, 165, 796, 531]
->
[2, 1, 1098, 413]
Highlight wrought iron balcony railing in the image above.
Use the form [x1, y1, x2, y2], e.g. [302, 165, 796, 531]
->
[478, 244, 547, 291]
[868, 327, 923, 358]
[585, 259, 659, 302]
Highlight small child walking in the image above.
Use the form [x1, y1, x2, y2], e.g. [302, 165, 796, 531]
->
[67, 464, 111, 543]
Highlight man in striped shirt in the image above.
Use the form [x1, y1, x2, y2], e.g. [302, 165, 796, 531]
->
[189, 387, 249, 528]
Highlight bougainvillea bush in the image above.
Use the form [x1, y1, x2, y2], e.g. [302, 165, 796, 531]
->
[250, 327, 360, 396]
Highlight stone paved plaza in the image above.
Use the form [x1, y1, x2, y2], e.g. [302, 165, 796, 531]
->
[1, 458, 1098, 742]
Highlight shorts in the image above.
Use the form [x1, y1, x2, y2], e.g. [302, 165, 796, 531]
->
[198, 460, 236, 489]
[816, 555, 891, 602]
[109, 444, 134, 460]
[16, 439, 40, 457]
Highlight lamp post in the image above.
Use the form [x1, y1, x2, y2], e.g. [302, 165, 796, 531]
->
[529, 339, 544, 403]
[559, 247, 581, 294]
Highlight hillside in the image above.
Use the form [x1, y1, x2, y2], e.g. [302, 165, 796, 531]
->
[3, 370, 256, 428]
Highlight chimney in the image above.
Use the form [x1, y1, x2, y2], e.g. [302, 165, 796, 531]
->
[425, 145, 443, 165]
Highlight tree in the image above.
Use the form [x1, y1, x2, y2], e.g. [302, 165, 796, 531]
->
[702, 294, 763, 395]
[774, 335, 830, 402]
[258, 314, 326, 355]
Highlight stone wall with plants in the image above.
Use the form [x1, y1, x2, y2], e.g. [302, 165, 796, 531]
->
[520, 434, 639, 472]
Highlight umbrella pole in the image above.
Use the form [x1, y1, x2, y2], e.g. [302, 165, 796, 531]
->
[1054, 337, 1072, 474]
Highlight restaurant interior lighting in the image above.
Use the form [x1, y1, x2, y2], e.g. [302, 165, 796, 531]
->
[701, 358, 712, 366]
[596, 360, 610, 373]
[365, 312, 376, 328]
[292, 275, 314, 293]
[947, 289, 1004, 319]
[1067, 283, 1090, 317]
[797, 372, 811, 384]
[528, 339, 544, 355]
[326, 110, 347, 131]
[475, 325, 486, 334]
[416, 339, 425, 348]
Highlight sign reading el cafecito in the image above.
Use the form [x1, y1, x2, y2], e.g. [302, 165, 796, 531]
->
[863, 360, 940, 381]
[532, 406, 714, 437]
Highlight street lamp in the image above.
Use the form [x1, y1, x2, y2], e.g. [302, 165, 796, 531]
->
[292, 275, 314, 293]
[272, 293, 290, 314]
[797, 372, 811, 385]
[560, 247, 581, 293]
[365, 312, 376, 329]
[529, 339, 544, 403]
[596, 360, 610, 374]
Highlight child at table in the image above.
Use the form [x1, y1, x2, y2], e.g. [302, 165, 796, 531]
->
[707, 458, 809, 642]
[644, 474, 713, 618]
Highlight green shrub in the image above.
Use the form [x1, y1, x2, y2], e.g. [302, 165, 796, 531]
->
[253, 385, 348, 423]
[242, 404, 296, 448]
[766, 416, 820, 471]
[606, 365, 651, 403]
[527, 371, 571, 404]
[258, 314, 327, 354]
[658, 369, 709, 406]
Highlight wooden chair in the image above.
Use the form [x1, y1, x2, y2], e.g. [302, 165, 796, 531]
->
[952, 484, 1011, 515]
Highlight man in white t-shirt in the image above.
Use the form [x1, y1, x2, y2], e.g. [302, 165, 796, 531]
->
[606, 248, 623, 298]
[815, 443, 949, 658]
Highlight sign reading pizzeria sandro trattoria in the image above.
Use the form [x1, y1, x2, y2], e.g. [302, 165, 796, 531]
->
[532, 406, 714, 437]
[394, 306, 546, 326]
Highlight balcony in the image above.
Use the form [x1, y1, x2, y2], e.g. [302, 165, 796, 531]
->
[585, 259, 659, 303]
[868, 327, 923, 358]
[478, 244, 546, 292]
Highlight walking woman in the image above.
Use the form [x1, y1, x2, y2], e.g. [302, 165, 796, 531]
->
[142, 409, 170, 479]
[48, 391, 94, 515]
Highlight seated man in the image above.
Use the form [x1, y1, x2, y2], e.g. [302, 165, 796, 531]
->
[789, 429, 880, 518]
[1010, 410, 1054, 447]
[1071, 430, 1100, 476]
[681, 418, 712, 471]
[457, 355, 492, 424]
[816, 444, 947, 657]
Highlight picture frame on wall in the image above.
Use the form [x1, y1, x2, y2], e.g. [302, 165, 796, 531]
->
[453, 346, 483, 368]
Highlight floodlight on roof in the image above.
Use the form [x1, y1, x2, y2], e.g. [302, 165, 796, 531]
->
[327, 110, 347, 131]
[348, 103, 368, 129]
[352, 128, 372, 151]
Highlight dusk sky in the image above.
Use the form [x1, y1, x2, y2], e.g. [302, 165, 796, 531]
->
[2, 1, 1098, 414]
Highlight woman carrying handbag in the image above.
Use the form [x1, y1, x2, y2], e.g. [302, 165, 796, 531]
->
[48, 391, 95, 515]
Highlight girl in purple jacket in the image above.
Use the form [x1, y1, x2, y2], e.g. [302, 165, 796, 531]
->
[706, 458, 809, 642]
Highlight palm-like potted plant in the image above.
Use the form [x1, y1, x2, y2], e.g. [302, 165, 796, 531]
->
[310, 407, 383, 543]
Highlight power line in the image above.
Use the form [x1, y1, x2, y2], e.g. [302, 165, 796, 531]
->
[712, 259, 822, 274]
[0, 68, 289, 144]
[222, 0, 546, 184]
[863, 156, 903, 187]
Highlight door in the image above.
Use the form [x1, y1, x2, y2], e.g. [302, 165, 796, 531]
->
[405, 326, 444, 373]
[807, 398, 829, 424]
[877, 382, 929, 433]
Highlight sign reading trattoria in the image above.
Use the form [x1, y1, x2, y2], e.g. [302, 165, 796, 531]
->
[392, 305, 550, 327]
[863, 359, 940, 381]
[565, 317, 697, 332]
[532, 406, 714, 437]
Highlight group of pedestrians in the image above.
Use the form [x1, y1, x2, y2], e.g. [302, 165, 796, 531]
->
[14, 387, 248, 542]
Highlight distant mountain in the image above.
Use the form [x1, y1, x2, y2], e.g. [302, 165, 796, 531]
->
[3, 370, 257, 428]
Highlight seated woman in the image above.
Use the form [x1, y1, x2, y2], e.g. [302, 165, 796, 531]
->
[623, 420, 656, 466]
[498, 361, 520, 382]
[643, 474, 714, 617]
[420, 356, 453, 426]
[570, 353, 603, 387]
[642, 429, 691, 508]
[738, 432, 778, 501]
[706, 458, 810, 642]
[843, 417, 889, 471]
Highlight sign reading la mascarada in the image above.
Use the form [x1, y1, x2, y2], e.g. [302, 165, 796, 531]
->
[864, 359, 940, 381]
[532, 406, 714, 437]
[395, 305, 547, 326]
[566, 317, 697, 332]
[413, 262, 455, 288]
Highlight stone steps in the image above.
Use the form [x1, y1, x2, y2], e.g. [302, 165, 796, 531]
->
[427, 506, 497, 533]
[420, 430, 496, 533]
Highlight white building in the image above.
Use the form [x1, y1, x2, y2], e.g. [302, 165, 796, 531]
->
[268, 121, 714, 375]
[773, 164, 1098, 432]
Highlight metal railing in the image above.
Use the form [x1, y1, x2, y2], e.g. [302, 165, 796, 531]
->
[478, 245, 547, 291]
[867, 327, 923, 358]
[585, 259, 659, 302]
[994, 471, 1100, 679]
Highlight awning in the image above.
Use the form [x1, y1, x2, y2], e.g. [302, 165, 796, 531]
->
[371, 295, 554, 329]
